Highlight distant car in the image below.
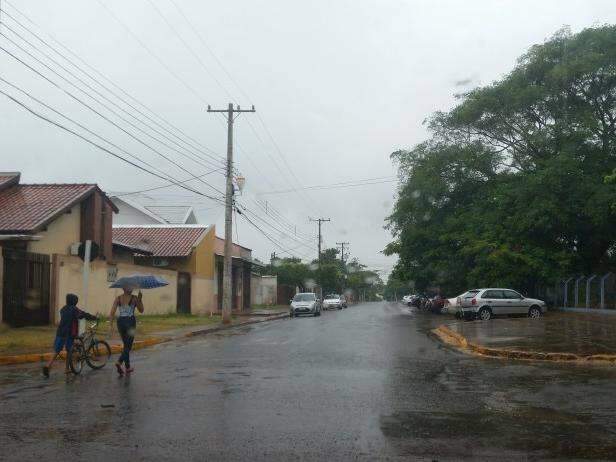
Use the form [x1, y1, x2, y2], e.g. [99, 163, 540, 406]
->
[290, 293, 321, 317]
[457, 288, 546, 321]
[402, 295, 413, 305]
[323, 294, 347, 310]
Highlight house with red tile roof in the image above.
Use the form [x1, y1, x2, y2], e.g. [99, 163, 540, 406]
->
[113, 224, 255, 314]
[0, 172, 118, 326]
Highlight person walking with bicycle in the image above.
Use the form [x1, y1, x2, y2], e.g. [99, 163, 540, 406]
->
[43, 293, 97, 377]
[109, 287, 144, 376]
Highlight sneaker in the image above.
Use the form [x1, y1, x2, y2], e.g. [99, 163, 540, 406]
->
[42, 366, 50, 378]
[115, 363, 124, 376]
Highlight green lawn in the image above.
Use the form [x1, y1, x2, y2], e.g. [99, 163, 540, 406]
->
[0, 313, 225, 356]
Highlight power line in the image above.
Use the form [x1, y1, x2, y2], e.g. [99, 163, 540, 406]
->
[0, 36, 225, 196]
[3, 0, 227, 166]
[0, 5, 227, 171]
[0, 87, 225, 204]
[236, 208, 312, 260]
[135, 0, 319, 216]
[236, 202, 316, 251]
[144, 0, 236, 102]
[0, 21, 227, 183]
[259, 177, 398, 195]
[112, 167, 225, 197]
[0, 75, 186, 185]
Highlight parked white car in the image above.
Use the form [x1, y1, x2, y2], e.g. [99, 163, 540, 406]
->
[290, 293, 322, 317]
[323, 294, 347, 310]
[458, 288, 546, 321]
[402, 295, 413, 305]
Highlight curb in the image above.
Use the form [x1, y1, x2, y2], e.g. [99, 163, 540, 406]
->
[185, 313, 289, 337]
[0, 314, 288, 367]
[433, 325, 616, 364]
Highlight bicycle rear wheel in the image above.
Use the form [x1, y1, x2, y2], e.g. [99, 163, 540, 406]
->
[86, 340, 111, 370]
[68, 341, 86, 375]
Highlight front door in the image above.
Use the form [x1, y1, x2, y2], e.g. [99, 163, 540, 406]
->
[481, 289, 505, 315]
[177, 272, 191, 314]
[503, 289, 526, 314]
[2, 249, 50, 327]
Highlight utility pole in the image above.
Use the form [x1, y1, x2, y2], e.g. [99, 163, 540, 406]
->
[208, 103, 255, 324]
[309, 217, 331, 263]
[336, 241, 349, 294]
[309, 217, 330, 299]
[336, 242, 349, 264]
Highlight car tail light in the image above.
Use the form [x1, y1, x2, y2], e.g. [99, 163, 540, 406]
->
[471, 298, 477, 305]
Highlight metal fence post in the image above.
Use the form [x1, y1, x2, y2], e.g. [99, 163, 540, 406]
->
[563, 277, 573, 308]
[600, 272, 612, 309]
[574, 275, 584, 308]
[586, 274, 596, 309]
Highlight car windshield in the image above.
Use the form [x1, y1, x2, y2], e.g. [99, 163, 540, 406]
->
[293, 294, 315, 302]
[325, 294, 339, 299]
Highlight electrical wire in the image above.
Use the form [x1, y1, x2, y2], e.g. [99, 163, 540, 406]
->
[0, 37, 225, 196]
[236, 208, 312, 260]
[0, 75, 188, 185]
[3, 0, 226, 165]
[0, 87, 225, 204]
[0, 6, 227, 172]
[112, 167, 225, 197]
[0, 22, 227, 183]
[258, 178, 398, 195]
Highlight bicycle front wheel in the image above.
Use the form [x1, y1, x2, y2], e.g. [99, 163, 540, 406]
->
[86, 340, 111, 370]
[68, 341, 86, 375]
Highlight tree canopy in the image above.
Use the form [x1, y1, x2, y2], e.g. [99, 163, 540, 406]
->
[386, 26, 616, 297]
[265, 249, 383, 300]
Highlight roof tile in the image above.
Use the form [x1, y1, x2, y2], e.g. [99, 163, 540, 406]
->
[0, 184, 96, 233]
[112, 226, 208, 257]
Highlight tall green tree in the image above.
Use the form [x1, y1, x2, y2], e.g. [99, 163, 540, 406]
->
[387, 26, 616, 296]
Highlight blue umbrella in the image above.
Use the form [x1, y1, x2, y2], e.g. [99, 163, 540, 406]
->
[110, 274, 169, 289]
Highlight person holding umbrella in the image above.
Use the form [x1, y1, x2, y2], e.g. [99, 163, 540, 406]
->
[109, 274, 168, 375]
[109, 287, 144, 375]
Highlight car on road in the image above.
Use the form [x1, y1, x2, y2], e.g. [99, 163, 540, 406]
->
[457, 288, 546, 321]
[401, 295, 413, 305]
[323, 294, 347, 310]
[290, 292, 322, 317]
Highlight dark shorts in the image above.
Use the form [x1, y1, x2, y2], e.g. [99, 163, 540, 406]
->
[53, 336, 74, 354]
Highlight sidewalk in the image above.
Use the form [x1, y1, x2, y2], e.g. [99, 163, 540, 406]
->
[434, 312, 616, 363]
[0, 312, 288, 366]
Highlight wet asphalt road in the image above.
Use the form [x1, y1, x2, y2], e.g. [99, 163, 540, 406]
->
[2, 302, 616, 461]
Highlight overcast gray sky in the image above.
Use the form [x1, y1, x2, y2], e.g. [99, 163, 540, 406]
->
[2, 0, 616, 277]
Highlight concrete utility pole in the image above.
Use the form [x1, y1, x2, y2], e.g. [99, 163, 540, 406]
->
[336, 242, 349, 264]
[310, 217, 331, 263]
[208, 103, 255, 324]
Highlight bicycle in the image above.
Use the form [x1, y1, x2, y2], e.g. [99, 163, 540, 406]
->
[67, 319, 112, 375]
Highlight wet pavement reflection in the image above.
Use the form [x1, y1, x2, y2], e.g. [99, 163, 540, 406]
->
[2, 303, 616, 460]
[449, 312, 616, 355]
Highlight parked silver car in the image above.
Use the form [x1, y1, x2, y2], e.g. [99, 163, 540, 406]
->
[457, 288, 546, 321]
[323, 294, 347, 310]
[290, 293, 322, 317]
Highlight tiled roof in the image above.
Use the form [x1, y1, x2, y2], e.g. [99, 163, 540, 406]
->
[0, 184, 97, 233]
[112, 226, 208, 257]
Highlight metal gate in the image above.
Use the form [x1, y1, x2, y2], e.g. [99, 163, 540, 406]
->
[2, 249, 51, 327]
[177, 272, 191, 314]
